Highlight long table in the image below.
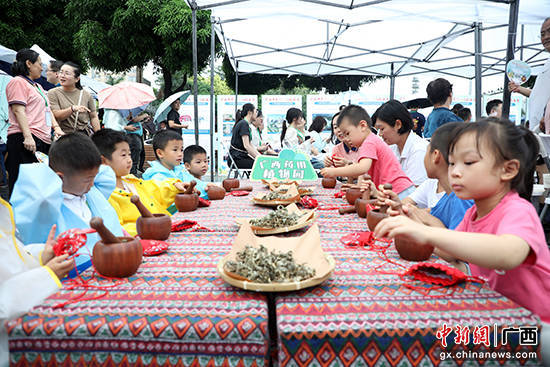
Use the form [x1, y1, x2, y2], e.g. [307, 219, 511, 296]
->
[8, 181, 543, 366]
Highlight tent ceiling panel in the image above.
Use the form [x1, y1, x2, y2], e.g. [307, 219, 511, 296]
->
[200, 0, 549, 77]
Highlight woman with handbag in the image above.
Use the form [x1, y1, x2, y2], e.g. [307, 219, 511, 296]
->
[48, 62, 100, 135]
[5, 49, 64, 196]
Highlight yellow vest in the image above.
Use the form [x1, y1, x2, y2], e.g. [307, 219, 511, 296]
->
[108, 175, 181, 236]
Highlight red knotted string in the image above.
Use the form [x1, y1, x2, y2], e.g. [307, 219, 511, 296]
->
[51, 228, 126, 309]
[171, 219, 214, 232]
[339, 231, 484, 298]
[198, 197, 211, 207]
[334, 191, 345, 198]
[299, 196, 318, 209]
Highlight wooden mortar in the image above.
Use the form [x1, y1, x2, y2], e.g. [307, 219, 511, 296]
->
[321, 177, 337, 188]
[91, 217, 142, 278]
[207, 185, 226, 200]
[175, 181, 199, 212]
[222, 178, 239, 191]
[131, 195, 172, 240]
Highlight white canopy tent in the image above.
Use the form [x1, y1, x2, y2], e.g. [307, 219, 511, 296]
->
[184, 0, 548, 179]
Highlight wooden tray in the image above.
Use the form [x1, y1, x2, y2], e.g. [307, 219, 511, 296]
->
[218, 254, 335, 292]
[236, 211, 317, 235]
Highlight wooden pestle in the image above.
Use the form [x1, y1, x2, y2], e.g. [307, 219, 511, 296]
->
[339, 206, 356, 215]
[184, 180, 197, 194]
[230, 186, 253, 192]
[90, 217, 121, 244]
[130, 195, 153, 218]
[362, 174, 372, 200]
[378, 183, 393, 213]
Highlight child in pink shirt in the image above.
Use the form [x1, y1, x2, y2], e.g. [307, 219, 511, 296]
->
[374, 118, 550, 364]
[320, 105, 414, 198]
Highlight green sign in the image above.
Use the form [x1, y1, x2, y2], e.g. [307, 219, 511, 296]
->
[251, 149, 317, 181]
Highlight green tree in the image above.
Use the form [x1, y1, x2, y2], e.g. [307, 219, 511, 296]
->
[222, 55, 374, 95]
[67, 0, 221, 98]
[0, 0, 84, 67]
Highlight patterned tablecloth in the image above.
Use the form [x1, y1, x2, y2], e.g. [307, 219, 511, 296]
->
[7, 180, 543, 366]
[276, 182, 542, 366]
[7, 230, 269, 366]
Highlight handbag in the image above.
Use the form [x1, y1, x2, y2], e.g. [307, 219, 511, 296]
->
[73, 90, 94, 135]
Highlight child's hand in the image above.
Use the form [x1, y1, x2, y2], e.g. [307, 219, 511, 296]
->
[374, 215, 431, 244]
[41, 225, 57, 265]
[320, 167, 336, 178]
[323, 155, 334, 167]
[46, 254, 74, 280]
[358, 178, 378, 198]
[375, 185, 400, 209]
[174, 182, 187, 192]
[332, 156, 348, 167]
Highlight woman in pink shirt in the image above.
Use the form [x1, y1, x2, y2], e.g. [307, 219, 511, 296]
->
[5, 49, 64, 196]
[375, 118, 550, 365]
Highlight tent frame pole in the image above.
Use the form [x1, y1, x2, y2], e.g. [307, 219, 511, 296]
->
[502, 0, 520, 119]
[210, 16, 216, 181]
[192, 2, 200, 144]
[474, 22, 483, 120]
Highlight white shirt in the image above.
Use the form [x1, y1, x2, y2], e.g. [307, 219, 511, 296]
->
[409, 178, 445, 209]
[283, 127, 311, 152]
[390, 132, 428, 186]
[249, 122, 262, 147]
[62, 192, 92, 224]
[529, 56, 550, 131]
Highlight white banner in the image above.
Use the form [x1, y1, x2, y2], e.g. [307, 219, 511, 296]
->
[178, 95, 212, 156]
[216, 95, 258, 176]
[306, 94, 341, 141]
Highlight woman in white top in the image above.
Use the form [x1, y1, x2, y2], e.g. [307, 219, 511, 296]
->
[307, 116, 329, 169]
[373, 100, 428, 186]
[280, 107, 311, 151]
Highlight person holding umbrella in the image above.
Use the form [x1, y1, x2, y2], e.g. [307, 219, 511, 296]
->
[166, 99, 188, 133]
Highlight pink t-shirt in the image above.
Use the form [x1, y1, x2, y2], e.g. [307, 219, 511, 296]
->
[456, 191, 550, 323]
[332, 142, 360, 163]
[6, 76, 52, 144]
[357, 133, 413, 194]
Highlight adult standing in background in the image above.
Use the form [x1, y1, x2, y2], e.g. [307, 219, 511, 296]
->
[45, 60, 63, 87]
[423, 78, 463, 138]
[48, 62, 100, 135]
[125, 113, 147, 175]
[166, 99, 188, 133]
[229, 103, 260, 169]
[0, 69, 11, 190]
[6, 49, 64, 195]
[509, 18, 550, 131]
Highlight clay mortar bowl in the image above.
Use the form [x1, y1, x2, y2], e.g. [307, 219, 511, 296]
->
[92, 236, 143, 278]
[136, 213, 172, 240]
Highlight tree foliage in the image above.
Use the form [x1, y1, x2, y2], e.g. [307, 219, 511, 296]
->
[66, 0, 220, 97]
[0, 0, 84, 67]
[222, 55, 374, 95]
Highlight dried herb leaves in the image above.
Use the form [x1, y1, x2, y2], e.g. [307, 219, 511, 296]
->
[225, 244, 316, 283]
[249, 205, 301, 228]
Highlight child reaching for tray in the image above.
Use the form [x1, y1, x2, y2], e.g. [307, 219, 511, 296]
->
[374, 118, 550, 364]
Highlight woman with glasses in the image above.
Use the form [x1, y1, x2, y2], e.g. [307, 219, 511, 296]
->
[48, 62, 100, 135]
[5, 49, 64, 196]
